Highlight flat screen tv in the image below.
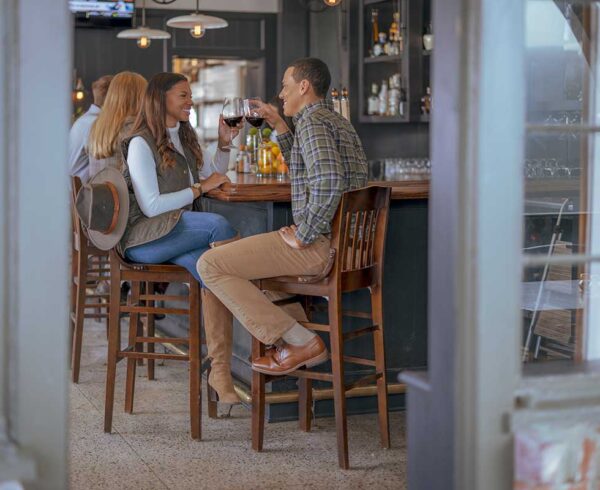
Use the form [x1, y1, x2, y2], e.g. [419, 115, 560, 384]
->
[70, 1, 135, 27]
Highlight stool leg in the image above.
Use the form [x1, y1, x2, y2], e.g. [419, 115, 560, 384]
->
[136, 282, 144, 367]
[329, 291, 349, 469]
[298, 377, 312, 432]
[371, 286, 390, 449]
[147, 282, 155, 381]
[125, 281, 141, 414]
[251, 338, 265, 451]
[189, 280, 202, 440]
[69, 246, 77, 363]
[71, 249, 88, 384]
[104, 252, 121, 433]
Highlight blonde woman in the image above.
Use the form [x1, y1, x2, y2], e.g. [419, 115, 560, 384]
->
[87, 71, 147, 178]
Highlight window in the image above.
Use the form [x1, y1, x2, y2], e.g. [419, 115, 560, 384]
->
[522, 0, 600, 368]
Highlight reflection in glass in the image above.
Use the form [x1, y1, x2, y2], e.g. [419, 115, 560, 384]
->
[521, 1, 600, 367]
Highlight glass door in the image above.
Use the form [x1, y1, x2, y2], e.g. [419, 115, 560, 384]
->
[515, 2, 600, 488]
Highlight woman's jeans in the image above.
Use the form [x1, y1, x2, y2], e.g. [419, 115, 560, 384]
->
[125, 211, 237, 286]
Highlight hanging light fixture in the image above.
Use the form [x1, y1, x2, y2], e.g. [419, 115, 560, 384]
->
[117, 0, 170, 49]
[323, 0, 343, 6]
[166, 0, 228, 39]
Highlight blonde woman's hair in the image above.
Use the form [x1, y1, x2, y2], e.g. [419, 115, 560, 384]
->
[88, 71, 147, 160]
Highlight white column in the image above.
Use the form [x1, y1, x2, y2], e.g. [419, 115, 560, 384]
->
[455, 0, 524, 488]
[0, 0, 70, 487]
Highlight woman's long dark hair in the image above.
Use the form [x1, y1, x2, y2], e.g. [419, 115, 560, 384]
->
[129, 72, 203, 171]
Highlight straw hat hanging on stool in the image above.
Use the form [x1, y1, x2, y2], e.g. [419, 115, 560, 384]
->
[75, 167, 129, 250]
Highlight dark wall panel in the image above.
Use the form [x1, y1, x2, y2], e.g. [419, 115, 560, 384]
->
[74, 9, 277, 107]
[74, 26, 164, 92]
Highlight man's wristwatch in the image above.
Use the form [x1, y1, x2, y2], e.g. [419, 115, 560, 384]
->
[192, 182, 203, 195]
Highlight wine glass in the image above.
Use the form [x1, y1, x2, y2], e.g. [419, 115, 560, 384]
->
[221, 97, 243, 150]
[244, 97, 265, 142]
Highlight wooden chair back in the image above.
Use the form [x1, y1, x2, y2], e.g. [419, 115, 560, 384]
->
[71, 176, 83, 250]
[330, 186, 391, 288]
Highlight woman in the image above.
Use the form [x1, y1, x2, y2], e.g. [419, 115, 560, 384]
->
[87, 71, 147, 178]
[120, 72, 242, 404]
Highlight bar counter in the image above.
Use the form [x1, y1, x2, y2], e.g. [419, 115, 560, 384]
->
[200, 172, 430, 421]
[205, 172, 430, 202]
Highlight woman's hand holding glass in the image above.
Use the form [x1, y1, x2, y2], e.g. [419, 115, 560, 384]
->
[221, 97, 244, 150]
[199, 172, 230, 194]
[217, 114, 243, 151]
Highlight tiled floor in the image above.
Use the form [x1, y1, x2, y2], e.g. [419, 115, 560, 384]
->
[69, 319, 407, 489]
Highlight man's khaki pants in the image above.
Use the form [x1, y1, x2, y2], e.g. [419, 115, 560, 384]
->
[198, 231, 330, 345]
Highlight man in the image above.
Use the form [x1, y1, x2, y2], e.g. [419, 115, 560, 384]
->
[198, 58, 368, 375]
[68, 74, 113, 182]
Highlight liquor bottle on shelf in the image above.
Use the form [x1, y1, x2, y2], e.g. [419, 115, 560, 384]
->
[378, 79, 389, 116]
[331, 87, 341, 114]
[399, 81, 407, 117]
[388, 11, 401, 56]
[370, 9, 380, 57]
[375, 32, 387, 56]
[367, 83, 379, 115]
[421, 86, 432, 115]
[423, 23, 434, 51]
[388, 74, 401, 117]
[340, 87, 351, 121]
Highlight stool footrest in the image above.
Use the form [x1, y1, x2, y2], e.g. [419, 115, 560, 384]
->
[120, 305, 189, 315]
[120, 351, 189, 361]
[310, 304, 372, 320]
[135, 336, 188, 344]
[343, 355, 376, 367]
[343, 325, 379, 342]
[291, 369, 334, 382]
[344, 373, 382, 393]
[70, 312, 108, 323]
[299, 321, 330, 333]
[139, 294, 188, 302]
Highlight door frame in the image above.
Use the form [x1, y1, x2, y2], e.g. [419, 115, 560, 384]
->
[0, 0, 70, 487]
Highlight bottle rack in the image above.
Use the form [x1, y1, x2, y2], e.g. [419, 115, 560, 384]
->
[358, 0, 431, 124]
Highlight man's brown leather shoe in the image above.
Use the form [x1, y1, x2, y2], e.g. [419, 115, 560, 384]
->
[252, 336, 328, 375]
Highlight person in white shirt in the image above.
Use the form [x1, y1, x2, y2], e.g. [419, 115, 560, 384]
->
[68, 74, 113, 182]
[120, 72, 243, 405]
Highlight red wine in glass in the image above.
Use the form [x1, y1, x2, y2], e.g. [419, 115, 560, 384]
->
[245, 116, 264, 127]
[224, 116, 244, 127]
[221, 97, 243, 149]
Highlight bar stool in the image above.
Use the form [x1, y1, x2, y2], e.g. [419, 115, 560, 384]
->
[104, 249, 217, 440]
[253, 186, 392, 469]
[70, 176, 110, 383]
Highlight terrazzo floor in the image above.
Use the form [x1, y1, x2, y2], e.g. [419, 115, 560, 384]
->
[69, 318, 407, 489]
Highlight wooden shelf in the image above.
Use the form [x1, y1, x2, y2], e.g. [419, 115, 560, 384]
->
[360, 115, 408, 123]
[364, 55, 403, 64]
[359, 0, 431, 125]
[364, 0, 394, 5]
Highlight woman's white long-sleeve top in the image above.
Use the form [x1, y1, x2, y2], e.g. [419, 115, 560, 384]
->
[127, 123, 229, 218]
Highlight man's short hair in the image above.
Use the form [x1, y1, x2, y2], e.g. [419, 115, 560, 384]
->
[289, 58, 331, 98]
[91, 75, 114, 107]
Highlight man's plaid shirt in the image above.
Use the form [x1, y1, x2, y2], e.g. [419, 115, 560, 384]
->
[277, 100, 368, 245]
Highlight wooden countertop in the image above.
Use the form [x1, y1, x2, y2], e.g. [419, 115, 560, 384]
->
[206, 172, 430, 202]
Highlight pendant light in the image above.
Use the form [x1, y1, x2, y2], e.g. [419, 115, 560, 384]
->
[323, 0, 343, 5]
[166, 0, 228, 39]
[117, 0, 171, 49]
